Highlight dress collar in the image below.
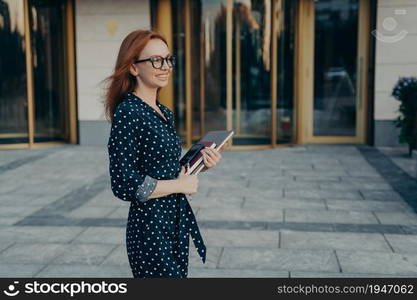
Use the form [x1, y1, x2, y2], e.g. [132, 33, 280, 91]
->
[128, 92, 169, 124]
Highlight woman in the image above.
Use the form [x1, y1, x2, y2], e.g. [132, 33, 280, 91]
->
[104, 29, 223, 278]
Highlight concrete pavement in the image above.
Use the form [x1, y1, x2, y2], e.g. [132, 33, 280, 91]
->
[0, 144, 416, 277]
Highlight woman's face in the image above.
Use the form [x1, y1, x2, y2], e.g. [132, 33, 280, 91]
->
[130, 38, 172, 90]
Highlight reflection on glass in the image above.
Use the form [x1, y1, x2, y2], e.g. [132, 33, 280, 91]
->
[30, 0, 69, 142]
[233, 0, 272, 145]
[172, 0, 295, 146]
[172, 0, 187, 141]
[276, 0, 295, 144]
[0, 0, 28, 144]
[314, 0, 358, 136]
[192, 0, 227, 139]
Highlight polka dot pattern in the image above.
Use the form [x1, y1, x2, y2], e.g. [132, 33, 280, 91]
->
[107, 93, 206, 278]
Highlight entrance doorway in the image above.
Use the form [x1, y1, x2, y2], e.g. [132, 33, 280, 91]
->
[0, 0, 77, 148]
[296, 0, 371, 144]
[170, 0, 296, 149]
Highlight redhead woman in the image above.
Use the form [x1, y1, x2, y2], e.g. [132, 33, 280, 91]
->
[104, 29, 223, 278]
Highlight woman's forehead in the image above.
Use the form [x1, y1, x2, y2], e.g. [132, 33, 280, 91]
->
[140, 39, 170, 57]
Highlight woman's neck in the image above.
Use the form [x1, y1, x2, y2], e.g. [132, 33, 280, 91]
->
[133, 86, 158, 106]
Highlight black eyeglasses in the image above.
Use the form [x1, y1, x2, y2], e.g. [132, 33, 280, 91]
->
[134, 55, 176, 69]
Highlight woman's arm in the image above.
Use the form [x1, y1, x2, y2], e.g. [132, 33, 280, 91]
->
[147, 179, 181, 199]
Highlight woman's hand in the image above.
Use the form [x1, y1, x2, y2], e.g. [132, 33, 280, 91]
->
[177, 166, 199, 195]
[201, 146, 222, 171]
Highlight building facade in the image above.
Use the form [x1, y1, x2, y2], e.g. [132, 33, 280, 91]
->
[0, 0, 416, 150]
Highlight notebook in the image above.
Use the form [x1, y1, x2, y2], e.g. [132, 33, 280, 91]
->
[180, 141, 216, 174]
[180, 130, 234, 175]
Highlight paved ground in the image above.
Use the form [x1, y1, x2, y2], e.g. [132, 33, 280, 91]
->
[0, 144, 417, 278]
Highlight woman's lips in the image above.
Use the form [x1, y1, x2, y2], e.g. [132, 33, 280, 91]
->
[155, 74, 169, 81]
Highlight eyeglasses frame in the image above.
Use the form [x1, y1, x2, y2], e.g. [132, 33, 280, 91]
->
[134, 55, 176, 70]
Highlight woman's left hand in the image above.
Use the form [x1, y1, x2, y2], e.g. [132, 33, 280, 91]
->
[201, 147, 222, 170]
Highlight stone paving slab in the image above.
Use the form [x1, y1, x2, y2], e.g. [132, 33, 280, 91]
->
[284, 189, 363, 200]
[188, 268, 289, 278]
[104, 206, 129, 219]
[320, 182, 393, 191]
[374, 212, 417, 225]
[69, 227, 125, 244]
[0, 243, 68, 264]
[100, 245, 130, 267]
[280, 230, 392, 252]
[249, 180, 321, 190]
[385, 234, 417, 254]
[284, 209, 380, 224]
[294, 175, 341, 182]
[218, 247, 339, 273]
[0, 226, 86, 244]
[49, 243, 118, 266]
[290, 271, 417, 278]
[197, 208, 284, 222]
[0, 206, 43, 218]
[325, 199, 413, 213]
[188, 246, 222, 269]
[0, 264, 46, 277]
[360, 190, 404, 202]
[189, 194, 245, 209]
[35, 265, 132, 278]
[336, 250, 417, 276]
[243, 197, 326, 210]
[200, 229, 279, 248]
[65, 205, 117, 219]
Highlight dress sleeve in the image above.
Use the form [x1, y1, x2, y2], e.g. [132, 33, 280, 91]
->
[107, 103, 158, 203]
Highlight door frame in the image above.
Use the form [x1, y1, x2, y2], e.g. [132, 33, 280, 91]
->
[295, 0, 370, 144]
[0, 0, 77, 150]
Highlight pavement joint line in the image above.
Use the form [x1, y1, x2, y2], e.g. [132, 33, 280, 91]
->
[357, 145, 417, 213]
[33, 264, 50, 278]
[372, 211, 382, 224]
[0, 242, 16, 255]
[68, 226, 91, 244]
[333, 249, 343, 273]
[215, 247, 224, 269]
[240, 197, 246, 208]
[381, 233, 396, 253]
[0, 150, 57, 173]
[99, 244, 122, 266]
[277, 231, 281, 248]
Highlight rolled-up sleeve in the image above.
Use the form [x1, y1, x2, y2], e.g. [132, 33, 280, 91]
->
[107, 103, 158, 203]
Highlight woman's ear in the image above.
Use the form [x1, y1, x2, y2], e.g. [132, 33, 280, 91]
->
[129, 64, 138, 77]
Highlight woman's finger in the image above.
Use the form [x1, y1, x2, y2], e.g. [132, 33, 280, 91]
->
[203, 154, 214, 167]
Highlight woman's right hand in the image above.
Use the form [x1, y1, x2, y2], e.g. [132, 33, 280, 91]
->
[177, 166, 199, 195]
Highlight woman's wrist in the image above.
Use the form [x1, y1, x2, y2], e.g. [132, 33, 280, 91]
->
[172, 178, 183, 194]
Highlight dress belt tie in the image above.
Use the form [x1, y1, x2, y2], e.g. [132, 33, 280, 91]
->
[176, 194, 206, 263]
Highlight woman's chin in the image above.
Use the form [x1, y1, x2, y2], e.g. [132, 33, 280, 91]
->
[155, 80, 169, 88]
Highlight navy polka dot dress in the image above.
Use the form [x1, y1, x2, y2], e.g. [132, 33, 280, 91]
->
[107, 93, 206, 278]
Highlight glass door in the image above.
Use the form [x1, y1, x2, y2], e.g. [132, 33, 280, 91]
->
[0, 0, 75, 148]
[29, 0, 70, 143]
[0, 0, 29, 144]
[297, 0, 370, 143]
[171, 0, 296, 148]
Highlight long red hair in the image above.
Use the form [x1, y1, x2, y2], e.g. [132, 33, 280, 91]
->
[102, 29, 168, 122]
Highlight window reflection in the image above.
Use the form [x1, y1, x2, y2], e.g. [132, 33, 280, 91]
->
[0, 0, 28, 144]
[172, 0, 295, 146]
[314, 0, 358, 136]
[30, 0, 69, 142]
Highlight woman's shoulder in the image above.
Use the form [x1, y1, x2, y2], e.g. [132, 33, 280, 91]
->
[113, 95, 145, 122]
